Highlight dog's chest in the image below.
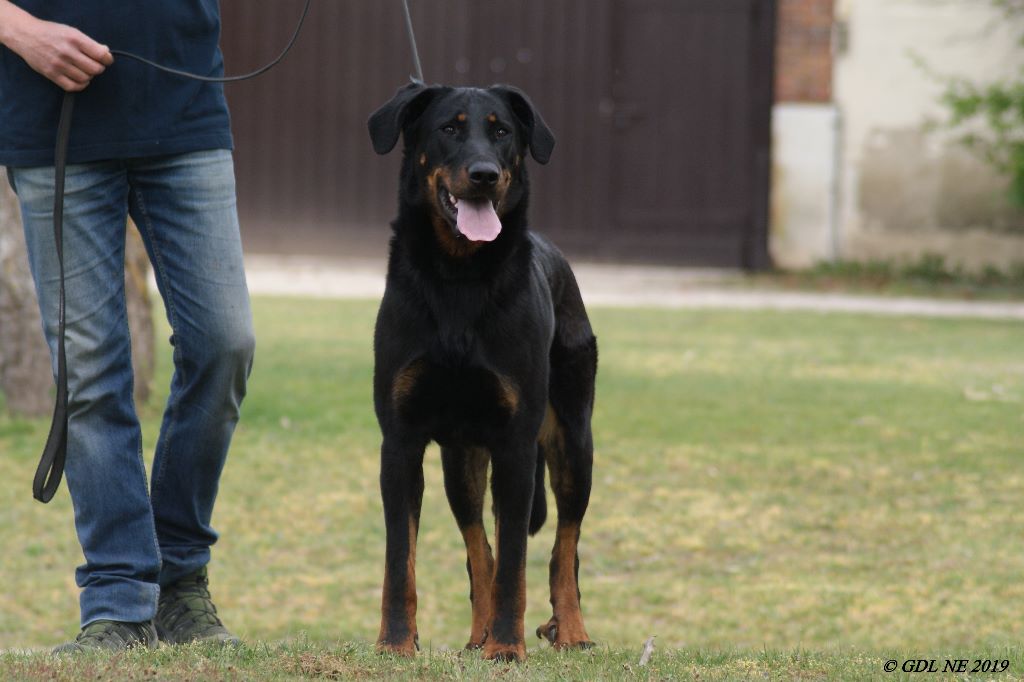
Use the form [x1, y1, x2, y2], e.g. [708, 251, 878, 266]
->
[391, 356, 519, 446]
[378, 263, 553, 445]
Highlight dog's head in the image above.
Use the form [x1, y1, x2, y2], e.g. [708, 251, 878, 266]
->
[369, 83, 554, 256]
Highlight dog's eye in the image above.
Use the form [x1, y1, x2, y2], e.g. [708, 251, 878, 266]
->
[442, 124, 457, 136]
[495, 127, 510, 138]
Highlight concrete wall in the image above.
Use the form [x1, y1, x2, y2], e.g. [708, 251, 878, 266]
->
[833, 0, 1024, 270]
[770, 103, 840, 267]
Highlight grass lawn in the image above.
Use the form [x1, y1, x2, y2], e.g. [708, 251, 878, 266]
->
[1, 297, 1022, 679]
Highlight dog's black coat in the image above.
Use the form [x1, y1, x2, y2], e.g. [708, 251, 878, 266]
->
[368, 83, 596, 661]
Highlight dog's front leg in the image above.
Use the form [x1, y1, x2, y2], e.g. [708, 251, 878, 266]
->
[376, 434, 427, 656]
[482, 442, 536, 662]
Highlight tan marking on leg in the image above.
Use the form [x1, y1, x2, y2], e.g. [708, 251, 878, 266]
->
[539, 404, 575, 499]
[376, 515, 420, 656]
[536, 407, 591, 649]
[537, 403, 563, 449]
[461, 524, 495, 649]
[391, 360, 424, 408]
[406, 515, 418, 629]
[419, 153, 427, 166]
[496, 374, 519, 416]
[483, 571, 527, 661]
[537, 523, 592, 650]
[483, 517, 527, 661]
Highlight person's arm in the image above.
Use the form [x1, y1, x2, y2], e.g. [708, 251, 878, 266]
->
[0, 0, 112, 92]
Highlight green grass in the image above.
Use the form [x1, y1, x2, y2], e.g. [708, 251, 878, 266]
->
[3, 641, 1023, 680]
[1, 297, 1022, 678]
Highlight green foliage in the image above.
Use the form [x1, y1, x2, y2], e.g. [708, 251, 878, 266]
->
[939, 1, 1024, 206]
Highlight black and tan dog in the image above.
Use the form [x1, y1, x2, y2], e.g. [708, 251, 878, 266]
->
[367, 82, 597, 662]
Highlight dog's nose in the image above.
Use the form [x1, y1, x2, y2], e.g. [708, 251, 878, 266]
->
[468, 162, 500, 187]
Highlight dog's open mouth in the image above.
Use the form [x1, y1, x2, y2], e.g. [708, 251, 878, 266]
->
[439, 186, 502, 243]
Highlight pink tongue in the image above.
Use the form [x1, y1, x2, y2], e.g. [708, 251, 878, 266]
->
[455, 199, 502, 242]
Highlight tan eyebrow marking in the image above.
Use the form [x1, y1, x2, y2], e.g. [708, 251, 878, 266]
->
[456, 113, 467, 122]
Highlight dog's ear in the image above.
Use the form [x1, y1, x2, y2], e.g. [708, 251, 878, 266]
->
[490, 85, 555, 164]
[368, 82, 446, 155]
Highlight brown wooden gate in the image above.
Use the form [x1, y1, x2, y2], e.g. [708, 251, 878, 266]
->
[220, 0, 774, 267]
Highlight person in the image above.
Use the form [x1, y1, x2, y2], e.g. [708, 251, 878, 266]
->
[0, 1, 255, 653]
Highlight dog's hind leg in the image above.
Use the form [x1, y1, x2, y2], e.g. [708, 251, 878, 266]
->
[441, 446, 494, 650]
[536, 332, 597, 650]
[376, 435, 427, 656]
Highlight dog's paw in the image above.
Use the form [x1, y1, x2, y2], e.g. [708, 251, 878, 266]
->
[376, 633, 419, 657]
[464, 635, 487, 650]
[482, 640, 526, 662]
[536, 616, 593, 650]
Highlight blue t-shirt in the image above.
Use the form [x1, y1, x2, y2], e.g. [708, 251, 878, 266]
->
[0, 1, 232, 167]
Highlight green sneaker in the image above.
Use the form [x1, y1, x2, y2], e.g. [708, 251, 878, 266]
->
[155, 566, 240, 646]
[53, 619, 158, 654]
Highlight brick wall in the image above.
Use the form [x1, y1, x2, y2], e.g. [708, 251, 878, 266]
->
[775, 0, 834, 102]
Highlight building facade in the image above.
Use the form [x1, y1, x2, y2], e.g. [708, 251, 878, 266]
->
[773, 0, 1024, 270]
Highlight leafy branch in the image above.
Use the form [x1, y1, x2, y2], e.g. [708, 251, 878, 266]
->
[938, 0, 1024, 206]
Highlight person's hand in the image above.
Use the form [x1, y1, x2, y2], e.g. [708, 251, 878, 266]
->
[1, 12, 113, 92]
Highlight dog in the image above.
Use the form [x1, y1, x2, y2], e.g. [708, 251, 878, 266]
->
[367, 82, 597, 662]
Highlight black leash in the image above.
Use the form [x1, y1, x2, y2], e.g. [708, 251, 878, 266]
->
[109, 0, 311, 84]
[33, 0, 312, 502]
[401, 0, 425, 83]
[33, 92, 74, 503]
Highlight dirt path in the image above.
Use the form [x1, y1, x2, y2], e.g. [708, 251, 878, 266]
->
[243, 256, 1024, 321]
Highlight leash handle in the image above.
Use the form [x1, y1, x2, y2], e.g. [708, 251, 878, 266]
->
[33, 91, 73, 503]
[401, 0, 424, 83]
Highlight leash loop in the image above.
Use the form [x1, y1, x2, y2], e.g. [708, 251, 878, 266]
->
[32, 91, 73, 503]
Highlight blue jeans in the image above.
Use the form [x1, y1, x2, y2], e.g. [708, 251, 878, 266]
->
[9, 149, 255, 627]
